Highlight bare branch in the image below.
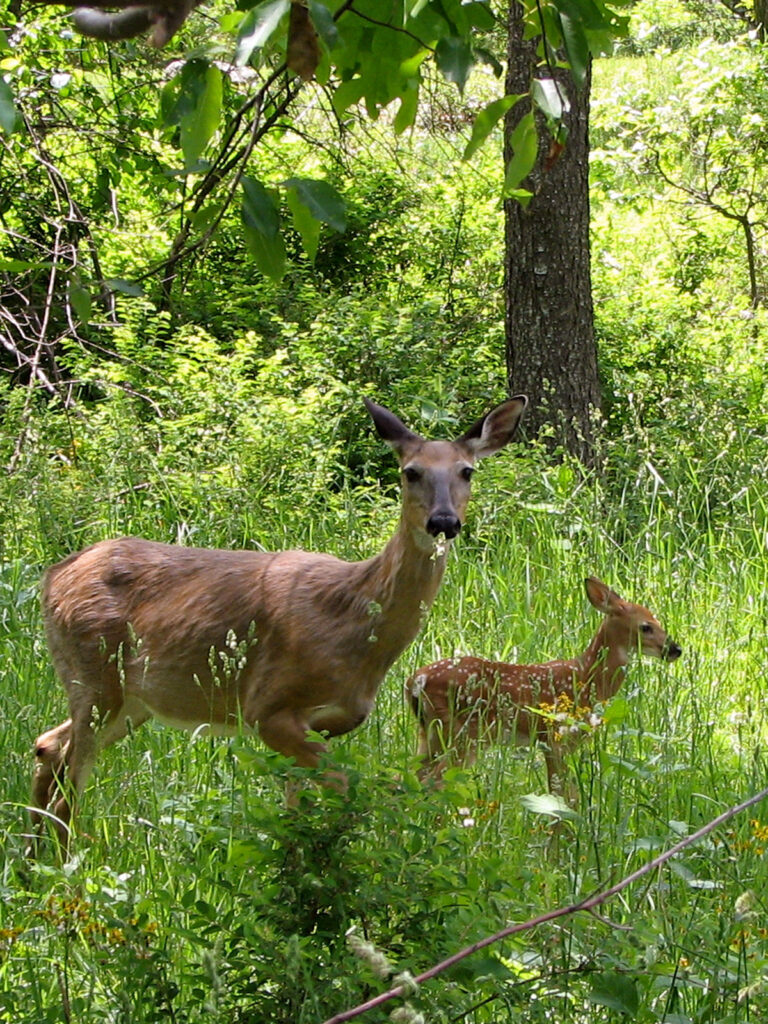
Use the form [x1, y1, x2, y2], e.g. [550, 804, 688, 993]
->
[320, 785, 768, 1024]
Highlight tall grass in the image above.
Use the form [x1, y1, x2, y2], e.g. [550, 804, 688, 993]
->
[1, 407, 766, 1023]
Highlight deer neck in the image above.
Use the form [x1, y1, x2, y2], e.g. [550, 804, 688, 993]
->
[577, 623, 629, 705]
[356, 519, 449, 666]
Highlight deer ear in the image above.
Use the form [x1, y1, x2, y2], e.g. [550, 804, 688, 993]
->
[585, 577, 622, 612]
[364, 398, 420, 452]
[457, 395, 527, 458]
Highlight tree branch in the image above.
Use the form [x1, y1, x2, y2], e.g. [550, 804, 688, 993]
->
[320, 784, 768, 1024]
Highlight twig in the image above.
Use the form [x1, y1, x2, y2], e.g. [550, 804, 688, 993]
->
[320, 784, 768, 1024]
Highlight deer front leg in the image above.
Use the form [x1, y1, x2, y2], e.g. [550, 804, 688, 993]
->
[543, 736, 579, 806]
[258, 709, 348, 800]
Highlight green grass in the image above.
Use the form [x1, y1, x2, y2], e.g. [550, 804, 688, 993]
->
[1, 431, 767, 1024]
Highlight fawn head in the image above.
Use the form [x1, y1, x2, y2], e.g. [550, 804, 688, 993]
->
[585, 576, 682, 662]
[365, 396, 527, 543]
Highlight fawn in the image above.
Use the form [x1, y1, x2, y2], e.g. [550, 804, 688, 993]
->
[407, 577, 681, 796]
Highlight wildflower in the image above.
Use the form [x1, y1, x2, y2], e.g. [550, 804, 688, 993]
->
[346, 927, 392, 980]
[735, 890, 758, 920]
[390, 1005, 424, 1024]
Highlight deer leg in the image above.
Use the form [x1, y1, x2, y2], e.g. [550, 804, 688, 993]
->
[258, 709, 348, 799]
[30, 697, 150, 855]
[543, 740, 579, 805]
[28, 719, 72, 853]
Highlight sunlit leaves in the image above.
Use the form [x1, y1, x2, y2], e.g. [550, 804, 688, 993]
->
[504, 109, 538, 195]
[285, 187, 321, 261]
[463, 94, 523, 160]
[241, 176, 345, 276]
[307, 0, 337, 51]
[67, 274, 91, 325]
[161, 61, 222, 170]
[435, 37, 473, 94]
[241, 176, 285, 281]
[558, 10, 591, 88]
[0, 77, 16, 135]
[532, 78, 570, 123]
[282, 178, 346, 234]
[236, 0, 290, 66]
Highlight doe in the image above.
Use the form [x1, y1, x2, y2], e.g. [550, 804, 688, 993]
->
[407, 577, 681, 796]
[30, 394, 527, 850]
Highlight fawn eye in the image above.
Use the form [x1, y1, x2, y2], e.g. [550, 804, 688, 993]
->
[459, 466, 474, 482]
[640, 623, 653, 634]
[403, 466, 422, 483]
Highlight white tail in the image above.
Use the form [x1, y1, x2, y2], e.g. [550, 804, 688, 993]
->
[30, 394, 527, 850]
[407, 577, 681, 796]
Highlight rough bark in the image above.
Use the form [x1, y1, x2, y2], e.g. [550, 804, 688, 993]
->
[504, 1, 601, 465]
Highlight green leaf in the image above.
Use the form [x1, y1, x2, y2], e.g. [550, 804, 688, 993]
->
[190, 203, 223, 231]
[559, 11, 590, 88]
[105, 278, 144, 296]
[0, 258, 48, 271]
[588, 972, 639, 1017]
[532, 78, 569, 123]
[435, 37, 473, 94]
[67, 275, 91, 325]
[180, 63, 222, 169]
[602, 695, 629, 724]
[242, 176, 280, 239]
[286, 187, 321, 262]
[241, 180, 285, 279]
[242, 219, 286, 281]
[505, 188, 533, 208]
[0, 77, 16, 136]
[503, 109, 538, 193]
[394, 82, 419, 135]
[332, 78, 366, 116]
[281, 178, 346, 232]
[520, 792, 579, 822]
[236, 0, 290, 66]
[308, 1, 338, 50]
[463, 94, 522, 161]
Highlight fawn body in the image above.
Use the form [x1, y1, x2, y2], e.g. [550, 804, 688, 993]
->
[31, 395, 527, 849]
[407, 577, 681, 795]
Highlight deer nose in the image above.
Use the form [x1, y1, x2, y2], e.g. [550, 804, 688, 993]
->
[664, 640, 682, 662]
[426, 513, 461, 539]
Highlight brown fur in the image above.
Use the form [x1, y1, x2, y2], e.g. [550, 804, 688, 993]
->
[407, 577, 681, 798]
[30, 395, 527, 851]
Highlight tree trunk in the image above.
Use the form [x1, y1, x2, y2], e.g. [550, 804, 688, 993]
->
[504, 1, 601, 465]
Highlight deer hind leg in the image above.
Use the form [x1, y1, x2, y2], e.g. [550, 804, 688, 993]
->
[30, 694, 150, 855]
[29, 719, 72, 843]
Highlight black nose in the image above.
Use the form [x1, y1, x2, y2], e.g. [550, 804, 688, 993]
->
[664, 640, 682, 662]
[426, 513, 461, 539]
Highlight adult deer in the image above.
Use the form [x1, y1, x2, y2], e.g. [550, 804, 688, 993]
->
[407, 577, 681, 797]
[30, 394, 527, 850]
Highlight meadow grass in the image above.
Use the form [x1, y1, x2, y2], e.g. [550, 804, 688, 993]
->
[0, 428, 766, 1024]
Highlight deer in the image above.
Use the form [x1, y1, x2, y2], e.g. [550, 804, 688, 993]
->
[407, 577, 681, 799]
[29, 394, 527, 851]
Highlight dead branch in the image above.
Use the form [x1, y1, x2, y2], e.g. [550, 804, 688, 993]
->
[321, 784, 768, 1024]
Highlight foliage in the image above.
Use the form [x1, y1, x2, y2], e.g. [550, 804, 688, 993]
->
[591, 33, 768, 306]
[1, 2, 768, 1021]
[0, 0, 631, 348]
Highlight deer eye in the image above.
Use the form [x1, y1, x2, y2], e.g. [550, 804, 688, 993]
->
[640, 623, 653, 634]
[403, 466, 422, 483]
[459, 465, 474, 482]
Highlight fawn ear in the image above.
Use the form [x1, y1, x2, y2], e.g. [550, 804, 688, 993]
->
[364, 398, 420, 454]
[457, 395, 527, 458]
[585, 577, 623, 612]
